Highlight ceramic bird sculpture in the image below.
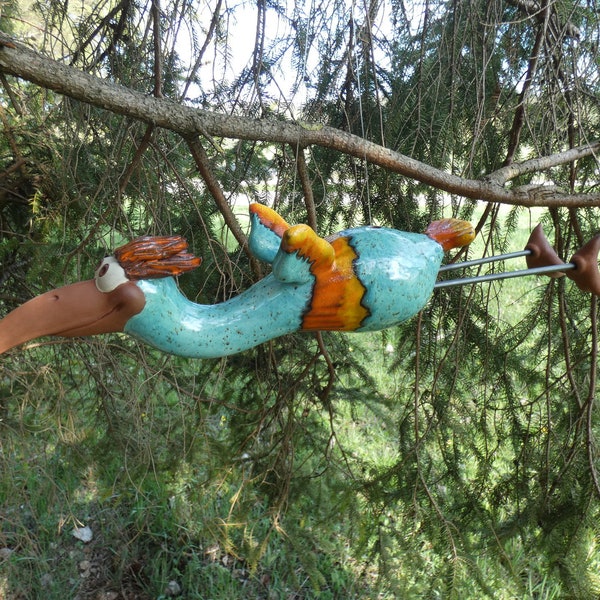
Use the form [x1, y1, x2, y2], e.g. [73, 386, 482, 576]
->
[0, 203, 478, 358]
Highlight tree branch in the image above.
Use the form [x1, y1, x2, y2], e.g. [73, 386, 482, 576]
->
[151, 0, 163, 98]
[1, 36, 599, 207]
[294, 147, 317, 230]
[185, 136, 262, 276]
[488, 141, 600, 186]
[502, 0, 549, 167]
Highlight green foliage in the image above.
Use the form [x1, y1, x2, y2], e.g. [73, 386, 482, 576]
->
[2, 0, 600, 597]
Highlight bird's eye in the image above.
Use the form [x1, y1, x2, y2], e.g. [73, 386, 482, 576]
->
[95, 256, 128, 293]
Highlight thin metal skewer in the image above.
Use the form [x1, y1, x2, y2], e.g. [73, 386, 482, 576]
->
[435, 225, 600, 293]
[435, 262, 575, 289]
[438, 250, 532, 272]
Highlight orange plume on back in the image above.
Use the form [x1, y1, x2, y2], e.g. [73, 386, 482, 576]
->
[114, 235, 202, 279]
[425, 219, 475, 251]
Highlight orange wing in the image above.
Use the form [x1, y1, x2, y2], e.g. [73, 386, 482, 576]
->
[279, 225, 369, 331]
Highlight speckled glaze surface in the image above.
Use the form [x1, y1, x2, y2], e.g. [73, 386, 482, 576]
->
[124, 205, 445, 358]
[0, 203, 473, 358]
[347, 228, 443, 330]
[124, 276, 312, 358]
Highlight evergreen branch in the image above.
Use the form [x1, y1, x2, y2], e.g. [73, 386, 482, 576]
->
[180, 0, 223, 101]
[1, 35, 599, 207]
[185, 136, 262, 277]
[0, 71, 22, 115]
[586, 296, 600, 499]
[294, 146, 317, 230]
[119, 124, 155, 193]
[502, 0, 549, 167]
[70, 0, 130, 66]
[151, 0, 163, 98]
[488, 141, 600, 186]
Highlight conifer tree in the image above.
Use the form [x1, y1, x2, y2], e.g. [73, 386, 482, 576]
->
[1, 0, 599, 596]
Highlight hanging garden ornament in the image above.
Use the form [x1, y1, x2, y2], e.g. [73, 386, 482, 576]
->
[0, 204, 598, 358]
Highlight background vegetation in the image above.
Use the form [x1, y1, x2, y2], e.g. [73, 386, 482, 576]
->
[1, 0, 600, 597]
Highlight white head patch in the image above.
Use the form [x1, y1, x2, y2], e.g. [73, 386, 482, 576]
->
[95, 256, 129, 293]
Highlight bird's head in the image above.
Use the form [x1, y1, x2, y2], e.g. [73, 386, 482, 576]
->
[0, 236, 201, 355]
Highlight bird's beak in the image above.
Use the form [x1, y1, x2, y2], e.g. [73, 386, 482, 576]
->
[0, 280, 145, 355]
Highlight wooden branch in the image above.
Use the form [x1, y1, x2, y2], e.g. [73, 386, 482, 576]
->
[186, 136, 262, 276]
[586, 296, 600, 499]
[70, 0, 129, 65]
[502, 0, 548, 167]
[488, 141, 600, 185]
[505, 0, 581, 40]
[294, 147, 317, 230]
[119, 124, 154, 192]
[151, 0, 163, 98]
[1, 36, 599, 207]
[0, 71, 22, 115]
[180, 0, 222, 100]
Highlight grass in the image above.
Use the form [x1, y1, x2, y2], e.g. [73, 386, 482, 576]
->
[0, 208, 576, 599]
[0, 348, 398, 599]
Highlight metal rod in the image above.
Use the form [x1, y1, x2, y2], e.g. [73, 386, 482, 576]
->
[438, 250, 531, 272]
[434, 262, 576, 289]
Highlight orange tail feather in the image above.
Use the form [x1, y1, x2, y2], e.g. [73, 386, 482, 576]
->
[425, 219, 475, 251]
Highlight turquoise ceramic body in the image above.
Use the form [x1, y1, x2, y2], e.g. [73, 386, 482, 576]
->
[124, 223, 444, 358]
